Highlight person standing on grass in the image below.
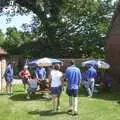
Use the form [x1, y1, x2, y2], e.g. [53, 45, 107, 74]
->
[26, 74, 38, 100]
[35, 66, 46, 91]
[65, 60, 82, 115]
[19, 65, 31, 92]
[85, 64, 97, 97]
[5, 62, 14, 95]
[49, 64, 63, 112]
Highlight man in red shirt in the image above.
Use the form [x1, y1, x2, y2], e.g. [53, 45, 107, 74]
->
[19, 66, 31, 92]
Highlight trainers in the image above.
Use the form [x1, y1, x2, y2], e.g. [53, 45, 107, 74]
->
[67, 109, 72, 112]
[88, 95, 92, 98]
[57, 106, 60, 111]
[51, 109, 57, 113]
[72, 111, 78, 116]
[26, 96, 30, 100]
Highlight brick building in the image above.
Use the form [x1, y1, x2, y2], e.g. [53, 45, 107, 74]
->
[106, 0, 120, 90]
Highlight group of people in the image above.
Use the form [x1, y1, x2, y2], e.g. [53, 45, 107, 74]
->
[4, 60, 98, 116]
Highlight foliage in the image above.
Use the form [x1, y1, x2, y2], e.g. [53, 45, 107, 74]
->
[0, 29, 5, 45]
[0, 0, 115, 58]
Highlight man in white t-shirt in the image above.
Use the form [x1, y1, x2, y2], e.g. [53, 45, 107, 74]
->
[49, 64, 63, 112]
[26, 75, 38, 99]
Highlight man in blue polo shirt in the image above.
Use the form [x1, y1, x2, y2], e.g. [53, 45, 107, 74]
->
[35, 66, 46, 80]
[85, 64, 97, 97]
[35, 66, 46, 90]
[65, 60, 81, 115]
[5, 62, 14, 94]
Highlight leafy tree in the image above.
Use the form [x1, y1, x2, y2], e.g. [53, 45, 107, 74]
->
[0, 0, 115, 58]
[0, 29, 5, 45]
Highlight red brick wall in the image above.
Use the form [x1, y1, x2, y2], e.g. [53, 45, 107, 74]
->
[106, 14, 120, 90]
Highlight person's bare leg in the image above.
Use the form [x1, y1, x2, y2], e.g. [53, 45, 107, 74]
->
[6, 83, 8, 94]
[68, 96, 73, 112]
[9, 83, 12, 94]
[52, 96, 57, 112]
[57, 96, 60, 110]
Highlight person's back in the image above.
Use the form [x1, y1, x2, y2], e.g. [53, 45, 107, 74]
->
[86, 66, 97, 80]
[50, 69, 63, 87]
[65, 60, 81, 115]
[65, 65, 81, 89]
[85, 65, 97, 97]
[35, 67, 46, 80]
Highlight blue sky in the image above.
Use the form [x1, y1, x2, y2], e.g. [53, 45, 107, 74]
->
[0, 14, 33, 33]
[0, 0, 117, 33]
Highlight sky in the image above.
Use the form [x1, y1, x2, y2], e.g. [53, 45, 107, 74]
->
[0, 0, 118, 33]
[0, 14, 33, 33]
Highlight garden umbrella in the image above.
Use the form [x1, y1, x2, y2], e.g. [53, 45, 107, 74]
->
[81, 59, 110, 69]
[28, 57, 62, 67]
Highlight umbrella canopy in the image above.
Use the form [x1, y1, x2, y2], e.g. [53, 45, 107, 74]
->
[81, 59, 110, 69]
[28, 57, 62, 67]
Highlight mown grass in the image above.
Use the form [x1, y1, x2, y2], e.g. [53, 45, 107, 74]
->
[0, 85, 120, 120]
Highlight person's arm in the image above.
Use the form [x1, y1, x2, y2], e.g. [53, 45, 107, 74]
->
[78, 69, 82, 87]
[60, 73, 64, 90]
[43, 69, 46, 79]
[19, 70, 23, 78]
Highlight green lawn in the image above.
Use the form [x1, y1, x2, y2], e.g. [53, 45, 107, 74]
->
[0, 85, 120, 120]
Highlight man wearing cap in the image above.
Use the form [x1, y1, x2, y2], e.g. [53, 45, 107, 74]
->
[85, 64, 97, 97]
[19, 65, 31, 92]
[65, 60, 81, 115]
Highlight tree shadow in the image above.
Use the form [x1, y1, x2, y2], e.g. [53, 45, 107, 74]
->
[0, 93, 9, 96]
[78, 86, 120, 102]
[93, 92, 120, 101]
[28, 109, 67, 116]
[10, 93, 52, 101]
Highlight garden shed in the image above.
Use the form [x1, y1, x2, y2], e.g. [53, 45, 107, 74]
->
[0, 47, 7, 91]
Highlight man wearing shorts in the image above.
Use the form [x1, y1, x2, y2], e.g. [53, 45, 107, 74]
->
[65, 60, 81, 115]
[5, 62, 14, 94]
[19, 65, 30, 92]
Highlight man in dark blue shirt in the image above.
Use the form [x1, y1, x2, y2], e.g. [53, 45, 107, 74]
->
[85, 64, 97, 97]
[35, 67, 46, 80]
[35, 66, 46, 91]
[5, 63, 14, 94]
[65, 60, 81, 115]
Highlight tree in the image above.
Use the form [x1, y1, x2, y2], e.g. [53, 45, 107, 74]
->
[0, 29, 5, 45]
[0, 0, 115, 58]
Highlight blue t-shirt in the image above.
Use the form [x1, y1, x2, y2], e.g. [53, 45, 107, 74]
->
[35, 67, 46, 79]
[65, 65, 82, 89]
[86, 66, 97, 80]
[5, 64, 13, 81]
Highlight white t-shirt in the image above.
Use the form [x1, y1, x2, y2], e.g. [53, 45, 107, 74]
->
[28, 79, 38, 89]
[50, 70, 63, 87]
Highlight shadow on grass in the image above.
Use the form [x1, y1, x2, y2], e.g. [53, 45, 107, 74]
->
[28, 109, 67, 116]
[0, 93, 9, 96]
[78, 86, 120, 102]
[10, 93, 52, 101]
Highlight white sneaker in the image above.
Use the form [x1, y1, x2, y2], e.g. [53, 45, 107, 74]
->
[26, 96, 30, 100]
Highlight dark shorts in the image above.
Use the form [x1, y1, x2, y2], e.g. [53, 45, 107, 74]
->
[5, 77, 13, 84]
[22, 78, 28, 84]
[51, 86, 62, 96]
[27, 87, 37, 93]
[66, 88, 78, 97]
